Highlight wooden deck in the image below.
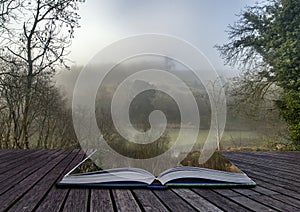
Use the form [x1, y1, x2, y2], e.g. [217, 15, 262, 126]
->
[0, 150, 299, 211]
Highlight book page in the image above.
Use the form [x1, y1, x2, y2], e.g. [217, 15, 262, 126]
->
[65, 153, 155, 184]
[157, 166, 252, 185]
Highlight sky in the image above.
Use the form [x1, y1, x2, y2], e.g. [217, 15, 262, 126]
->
[69, 0, 257, 76]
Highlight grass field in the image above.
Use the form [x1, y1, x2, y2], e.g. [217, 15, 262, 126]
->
[166, 129, 274, 151]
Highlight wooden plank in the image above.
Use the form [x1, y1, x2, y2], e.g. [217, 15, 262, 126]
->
[0, 149, 58, 181]
[0, 150, 299, 211]
[228, 161, 300, 192]
[90, 189, 114, 212]
[153, 189, 196, 211]
[248, 186, 300, 208]
[0, 149, 46, 174]
[228, 154, 300, 175]
[0, 149, 23, 158]
[212, 189, 241, 197]
[250, 186, 279, 196]
[223, 152, 300, 173]
[0, 150, 62, 195]
[59, 149, 91, 212]
[231, 196, 276, 211]
[0, 150, 61, 193]
[232, 160, 300, 185]
[0, 150, 70, 211]
[229, 155, 300, 173]
[253, 195, 300, 211]
[251, 178, 300, 200]
[39, 148, 96, 212]
[35, 150, 87, 212]
[233, 188, 274, 196]
[62, 189, 89, 212]
[224, 153, 300, 174]
[223, 155, 300, 186]
[246, 186, 300, 209]
[192, 189, 251, 212]
[112, 189, 142, 212]
[278, 152, 300, 158]
[172, 188, 223, 212]
[132, 189, 169, 212]
[225, 154, 300, 206]
[0, 149, 27, 161]
[58, 150, 91, 212]
[0, 149, 26, 156]
[242, 151, 300, 161]
[233, 187, 300, 210]
[8, 150, 80, 212]
[266, 194, 300, 208]
[0, 149, 35, 165]
[213, 189, 275, 211]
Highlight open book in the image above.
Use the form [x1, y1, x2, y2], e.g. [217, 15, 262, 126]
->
[58, 150, 256, 188]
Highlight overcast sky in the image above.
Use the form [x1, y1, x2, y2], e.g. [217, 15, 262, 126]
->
[69, 0, 256, 76]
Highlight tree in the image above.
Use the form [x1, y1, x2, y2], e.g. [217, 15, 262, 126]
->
[0, 63, 25, 148]
[0, 0, 82, 148]
[217, 0, 300, 143]
[33, 79, 78, 148]
[129, 80, 156, 131]
[207, 78, 227, 151]
[0, 1, 21, 29]
[0, 68, 79, 148]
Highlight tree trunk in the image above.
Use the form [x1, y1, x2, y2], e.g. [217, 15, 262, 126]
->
[22, 83, 31, 149]
[22, 34, 34, 149]
[4, 113, 12, 149]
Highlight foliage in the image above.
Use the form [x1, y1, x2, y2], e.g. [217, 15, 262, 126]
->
[129, 80, 156, 131]
[277, 90, 300, 143]
[217, 0, 300, 142]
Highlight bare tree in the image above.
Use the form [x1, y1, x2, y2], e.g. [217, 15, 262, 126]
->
[0, 63, 24, 148]
[202, 78, 227, 151]
[32, 78, 76, 148]
[0, 0, 21, 29]
[0, 0, 82, 148]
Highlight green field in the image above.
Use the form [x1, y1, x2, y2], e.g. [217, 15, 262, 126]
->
[166, 129, 269, 151]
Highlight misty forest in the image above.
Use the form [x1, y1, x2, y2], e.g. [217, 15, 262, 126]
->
[0, 0, 299, 154]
